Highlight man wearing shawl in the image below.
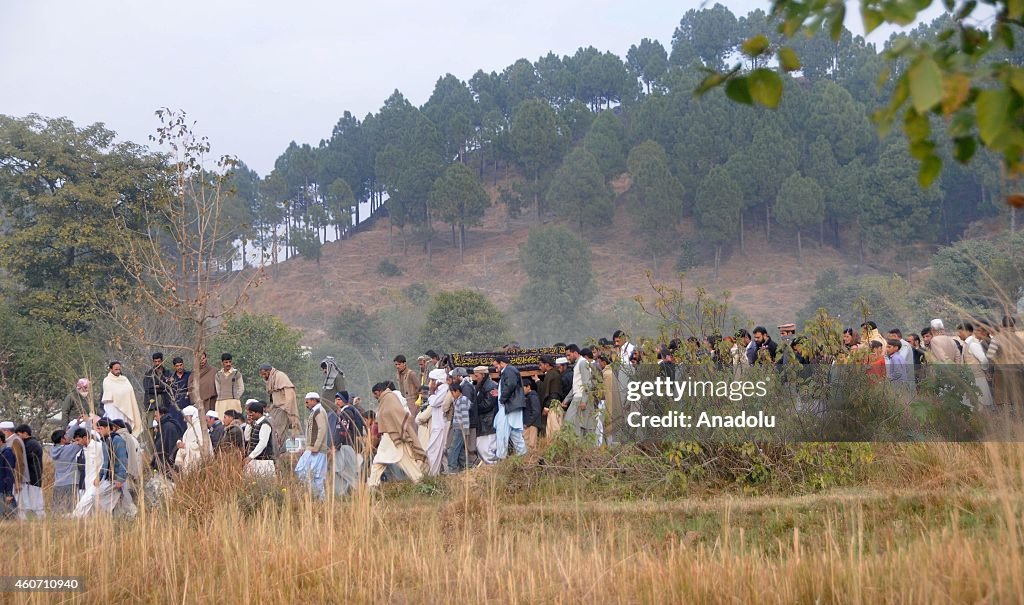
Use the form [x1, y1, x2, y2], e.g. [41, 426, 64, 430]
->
[188, 352, 217, 416]
[424, 368, 450, 475]
[0, 422, 27, 515]
[368, 383, 425, 487]
[214, 353, 246, 418]
[259, 364, 299, 458]
[319, 357, 347, 413]
[394, 355, 420, 415]
[101, 361, 143, 437]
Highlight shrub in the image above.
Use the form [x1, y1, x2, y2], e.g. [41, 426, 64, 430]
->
[377, 259, 403, 277]
[403, 282, 429, 305]
[675, 238, 700, 273]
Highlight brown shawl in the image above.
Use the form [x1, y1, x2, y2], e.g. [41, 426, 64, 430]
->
[377, 389, 426, 462]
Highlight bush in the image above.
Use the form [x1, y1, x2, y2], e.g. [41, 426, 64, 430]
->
[418, 290, 510, 353]
[210, 313, 305, 380]
[403, 282, 429, 305]
[675, 238, 700, 273]
[329, 306, 383, 349]
[377, 259, 403, 277]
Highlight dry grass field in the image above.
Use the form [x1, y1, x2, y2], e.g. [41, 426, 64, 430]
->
[5, 440, 1024, 604]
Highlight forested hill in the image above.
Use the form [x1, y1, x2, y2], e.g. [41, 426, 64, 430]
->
[2, 5, 1022, 351]
[228, 7, 1016, 278]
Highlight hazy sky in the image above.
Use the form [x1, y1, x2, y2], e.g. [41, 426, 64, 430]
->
[1, 0, 935, 175]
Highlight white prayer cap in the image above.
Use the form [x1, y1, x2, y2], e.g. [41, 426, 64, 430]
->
[931, 318, 945, 330]
[304, 392, 320, 400]
[428, 368, 447, 382]
[245, 398, 259, 406]
[181, 405, 198, 418]
[555, 357, 569, 365]
[206, 410, 220, 419]
[0, 421, 14, 430]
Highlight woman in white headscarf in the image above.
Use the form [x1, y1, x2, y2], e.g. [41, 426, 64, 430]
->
[175, 405, 210, 473]
[424, 368, 449, 476]
[101, 361, 143, 436]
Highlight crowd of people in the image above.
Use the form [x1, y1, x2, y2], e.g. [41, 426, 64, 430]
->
[1, 315, 1022, 519]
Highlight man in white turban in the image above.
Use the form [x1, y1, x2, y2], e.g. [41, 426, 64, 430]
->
[423, 368, 450, 475]
[175, 405, 210, 473]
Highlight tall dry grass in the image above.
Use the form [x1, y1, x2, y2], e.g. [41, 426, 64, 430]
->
[5, 442, 1024, 604]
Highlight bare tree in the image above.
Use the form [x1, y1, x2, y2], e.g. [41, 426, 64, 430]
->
[111, 109, 265, 452]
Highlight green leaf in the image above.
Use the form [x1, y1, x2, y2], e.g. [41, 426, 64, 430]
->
[949, 111, 975, 137]
[918, 154, 942, 187]
[976, 88, 1016, 148]
[887, 37, 913, 57]
[695, 73, 725, 96]
[956, 0, 977, 18]
[1009, 67, 1024, 97]
[1010, 0, 1024, 20]
[996, 22, 1016, 50]
[892, 74, 909, 107]
[881, 0, 920, 25]
[862, 8, 884, 33]
[783, 17, 802, 38]
[778, 47, 801, 72]
[725, 77, 753, 104]
[909, 139, 935, 160]
[829, 4, 846, 40]
[903, 108, 930, 142]
[953, 136, 977, 163]
[747, 69, 784, 109]
[908, 55, 943, 113]
[741, 34, 770, 57]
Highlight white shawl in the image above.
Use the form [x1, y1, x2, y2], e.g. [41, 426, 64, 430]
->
[101, 372, 143, 436]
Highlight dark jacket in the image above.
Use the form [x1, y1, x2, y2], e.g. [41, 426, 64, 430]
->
[170, 370, 191, 411]
[209, 419, 226, 450]
[23, 437, 43, 488]
[151, 415, 183, 474]
[523, 390, 542, 428]
[498, 365, 526, 413]
[560, 367, 573, 401]
[473, 377, 499, 436]
[143, 366, 174, 411]
[539, 369, 562, 405]
[0, 447, 15, 496]
[334, 404, 366, 449]
[223, 422, 246, 453]
[755, 338, 778, 364]
[62, 390, 97, 427]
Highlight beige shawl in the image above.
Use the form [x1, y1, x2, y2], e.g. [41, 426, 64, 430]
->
[101, 372, 143, 436]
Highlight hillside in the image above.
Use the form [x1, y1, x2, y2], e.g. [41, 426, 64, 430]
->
[244, 178, 857, 344]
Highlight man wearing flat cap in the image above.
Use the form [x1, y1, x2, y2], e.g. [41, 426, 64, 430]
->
[777, 323, 810, 367]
